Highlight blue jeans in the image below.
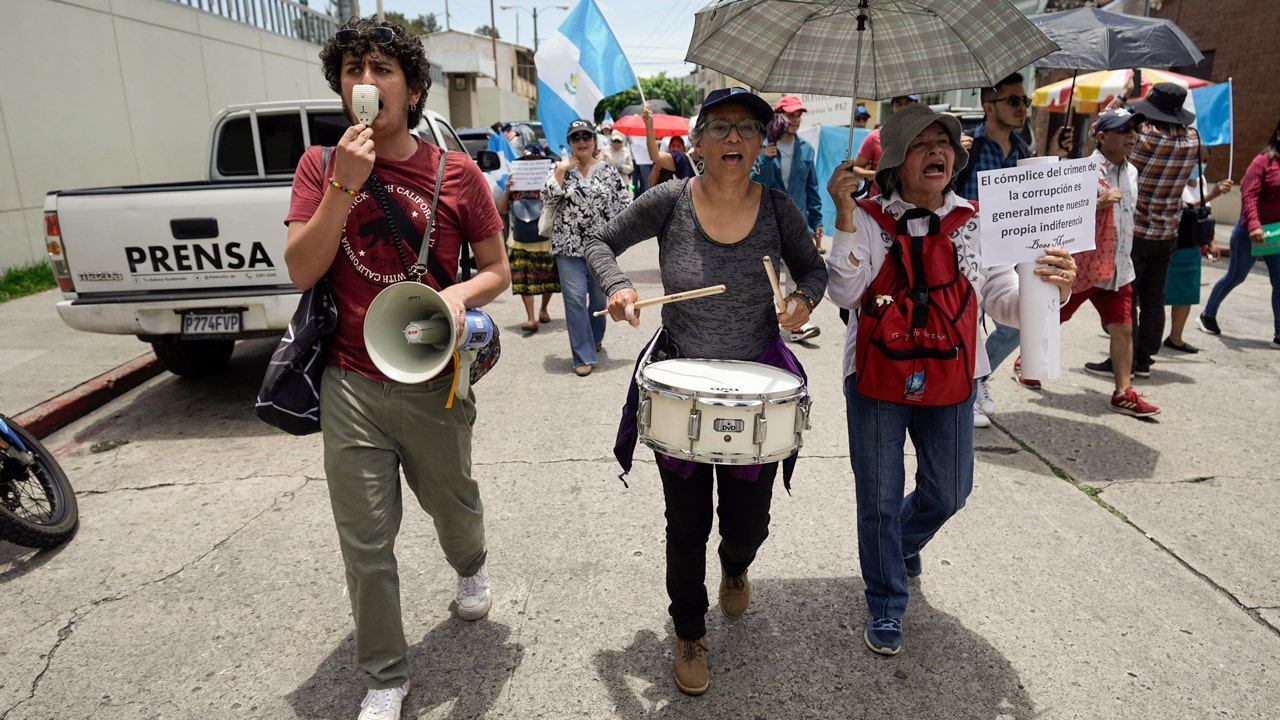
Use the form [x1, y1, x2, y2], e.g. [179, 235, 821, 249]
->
[984, 317, 1020, 374]
[1203, 217, 1280, 336]
[555, 254, 606, 366]
[844, 374, 974, 621]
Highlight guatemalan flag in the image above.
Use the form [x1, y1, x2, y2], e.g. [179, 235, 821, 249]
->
[535, 0, 637, 156]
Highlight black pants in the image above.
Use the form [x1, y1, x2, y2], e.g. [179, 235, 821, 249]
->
[1130, 237, 1176, 369]
[659, 457, 777, 640]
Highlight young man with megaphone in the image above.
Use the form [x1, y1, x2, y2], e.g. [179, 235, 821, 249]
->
[283, 16, 509, 720]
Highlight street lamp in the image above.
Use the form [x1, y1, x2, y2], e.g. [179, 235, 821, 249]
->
[499, 4, 569, 52]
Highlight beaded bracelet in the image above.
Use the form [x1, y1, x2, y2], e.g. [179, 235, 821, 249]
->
[792, 289, 817, 311]
[328, 178, 357, 196]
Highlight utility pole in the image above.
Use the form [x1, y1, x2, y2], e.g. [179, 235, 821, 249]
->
[490, 0, 500, 89]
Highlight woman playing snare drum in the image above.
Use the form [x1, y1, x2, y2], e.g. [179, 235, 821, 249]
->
[583, 87, 827, 696]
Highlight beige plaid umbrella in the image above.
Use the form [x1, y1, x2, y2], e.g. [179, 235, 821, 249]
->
[686, 0, 1059, 152]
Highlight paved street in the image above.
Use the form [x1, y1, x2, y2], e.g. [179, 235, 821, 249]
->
[2, 237, 1278, 719]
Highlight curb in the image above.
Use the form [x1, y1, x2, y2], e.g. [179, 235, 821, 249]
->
[13, 354, 167, 439]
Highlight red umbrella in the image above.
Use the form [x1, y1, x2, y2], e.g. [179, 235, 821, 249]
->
[612, 113, 690, 138]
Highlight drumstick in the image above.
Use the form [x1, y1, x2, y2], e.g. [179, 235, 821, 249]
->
[592, 284, 726, 317]
[762, 256, 786, 312]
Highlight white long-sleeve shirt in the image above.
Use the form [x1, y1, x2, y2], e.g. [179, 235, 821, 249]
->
[826, 191, 1021, 380]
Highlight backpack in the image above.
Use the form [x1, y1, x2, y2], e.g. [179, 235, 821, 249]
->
[855, 200, 978, 406]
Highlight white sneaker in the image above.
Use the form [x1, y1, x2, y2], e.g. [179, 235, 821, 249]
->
[456, 565, 492, 620]
[975, 377, 996, 416]
[973, 405, 992, 428]
[358, 681, 409, 720]
[788, 324, 821, 342]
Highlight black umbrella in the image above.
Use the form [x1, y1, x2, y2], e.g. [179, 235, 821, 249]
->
[619, 100, 674, 117]
[1029, 7, 1204, 149]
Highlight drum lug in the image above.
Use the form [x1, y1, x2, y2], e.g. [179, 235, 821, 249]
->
[687, 409, 701, 441]
[796, 398, 812, 432]
[638, 397, 651, 433]
[753, 414, 767, 445]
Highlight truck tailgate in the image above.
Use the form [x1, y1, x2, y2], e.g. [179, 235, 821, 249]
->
[54, 183, 295, 295]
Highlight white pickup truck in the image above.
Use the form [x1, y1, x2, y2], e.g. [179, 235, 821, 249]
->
[42, 99, 495, 377]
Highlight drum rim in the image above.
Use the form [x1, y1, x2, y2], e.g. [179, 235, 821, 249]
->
[639, 358, 804, 401]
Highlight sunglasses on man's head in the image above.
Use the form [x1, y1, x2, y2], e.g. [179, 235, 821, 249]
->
[335, 27, 395, 44]
[569, 132, 595, 143]
[991, 95, 1032, 109]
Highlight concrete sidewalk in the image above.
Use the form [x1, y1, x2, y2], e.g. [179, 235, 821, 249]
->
[2, 236, 1278, 718]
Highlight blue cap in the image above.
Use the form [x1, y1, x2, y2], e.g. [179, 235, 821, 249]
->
[855, 104, 871, 118]
[698, 87, 774, 127]
[1093, 108, 1146, 134]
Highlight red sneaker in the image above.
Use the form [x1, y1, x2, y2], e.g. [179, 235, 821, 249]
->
[1013, 356, 1041, 388]
[1110, 387, 1160, 417]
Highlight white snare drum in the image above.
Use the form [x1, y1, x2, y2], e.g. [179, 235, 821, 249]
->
[637, 359, 810, 465]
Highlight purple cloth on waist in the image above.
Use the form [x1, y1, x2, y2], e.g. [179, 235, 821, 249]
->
[612, 330, 807, 488]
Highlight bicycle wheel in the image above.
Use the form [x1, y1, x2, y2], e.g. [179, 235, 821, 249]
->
[0, 415, 78, 548]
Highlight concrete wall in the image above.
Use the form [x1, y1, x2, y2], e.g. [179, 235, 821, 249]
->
[0, 0, 336, 272]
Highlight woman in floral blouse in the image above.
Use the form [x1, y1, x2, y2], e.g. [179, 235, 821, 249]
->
[542, 118, 632, 376]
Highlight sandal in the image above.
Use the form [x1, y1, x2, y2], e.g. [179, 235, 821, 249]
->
[539, 311, 551, 323]
[520, 321, 539, 333]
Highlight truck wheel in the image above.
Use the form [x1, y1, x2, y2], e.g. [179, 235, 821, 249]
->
[149, 338, 235, 378]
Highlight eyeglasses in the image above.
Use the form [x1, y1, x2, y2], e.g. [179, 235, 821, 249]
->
[610, 139, 623, 144]
[697, 119, 764, 140]
[990, 95, 1032, 109]
[334, 27, 395, 44]
[568, 132, 595, 143]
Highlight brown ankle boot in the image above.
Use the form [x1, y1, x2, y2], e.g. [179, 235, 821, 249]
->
[673, 636, 709, 695]
[719, 567, 750, 619]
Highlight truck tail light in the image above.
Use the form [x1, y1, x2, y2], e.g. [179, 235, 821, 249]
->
[44, 211, 75, 292]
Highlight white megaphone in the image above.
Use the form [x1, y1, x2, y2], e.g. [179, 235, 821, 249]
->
[364, 280, 459, 385]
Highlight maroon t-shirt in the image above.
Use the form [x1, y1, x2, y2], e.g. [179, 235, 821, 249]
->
[286, 138, 503, 381]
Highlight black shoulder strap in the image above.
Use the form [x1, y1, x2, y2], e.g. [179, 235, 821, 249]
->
[366, 147, 454, 289]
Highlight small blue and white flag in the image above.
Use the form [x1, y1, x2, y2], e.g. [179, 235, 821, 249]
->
[535, 0, 637, 155]
[1190, 81, 1232, 147]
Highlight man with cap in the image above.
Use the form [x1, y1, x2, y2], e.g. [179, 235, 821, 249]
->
[1073, 108, 1160, 417]
[854, 104, 871, 129]
[753, 94, 824, 341]
[599, 128, 634, 184]
[1112, 83, 1201, 378]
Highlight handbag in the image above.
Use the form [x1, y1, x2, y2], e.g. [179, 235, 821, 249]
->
[1177, 153, 1216, 249]
[366, 149, 501, 384]
[254, 146, 342, 435]
[1252, 220, 1280, 257]
[510, 196, 545, 244]
[537, 198, 557, 239]
[253, 278, 337, 435]
[1073, 179, 1117, 293]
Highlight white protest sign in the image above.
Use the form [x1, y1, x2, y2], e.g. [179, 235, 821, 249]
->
[976, 155, 1097, 267]
[509, 159, 554, 192]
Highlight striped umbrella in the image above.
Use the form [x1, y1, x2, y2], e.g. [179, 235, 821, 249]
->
[1031, 68, 1211, 113]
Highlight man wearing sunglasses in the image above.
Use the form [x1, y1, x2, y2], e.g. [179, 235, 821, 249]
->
[283, 17, 510, 720]
[956, 72, 1073, 428]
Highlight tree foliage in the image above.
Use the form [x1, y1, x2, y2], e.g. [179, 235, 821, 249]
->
[475, 24, 500, 39]
[596, 73, 697, 122]
[383, 11, 441, 35]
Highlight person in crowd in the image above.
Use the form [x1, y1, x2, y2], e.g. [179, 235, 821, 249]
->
[752, 94, 825, 342]
[954, 72, 1073, 425]
[1111, 83, 1202, 377]
[1067, 109, 1159, 417]
[1199, 114, 1280, 348]
[585, 87, 827, 695]
[600, 129, 635, 184]
[498, 145, 561, 333]
[541, 119, 631, 376]
[502, 122, 525, 154]
[644, 102, 698, 188]
[854, 104, 871, 129]
[851, 94, 919, 194]
[283, 17, 509, 720]
[1163, 158, 1231, 353]
[825, 104, 1076, 657]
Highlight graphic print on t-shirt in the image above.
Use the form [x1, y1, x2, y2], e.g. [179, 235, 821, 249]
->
[338, 183, 434, 287]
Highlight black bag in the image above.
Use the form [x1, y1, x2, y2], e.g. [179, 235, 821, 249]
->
[1178, 205, 1215, 249]
[510, 197, 545, 244]
[254, 279, 337, 435]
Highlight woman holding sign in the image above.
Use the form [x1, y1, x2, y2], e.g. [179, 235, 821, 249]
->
[825, 105, 1075, 657]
